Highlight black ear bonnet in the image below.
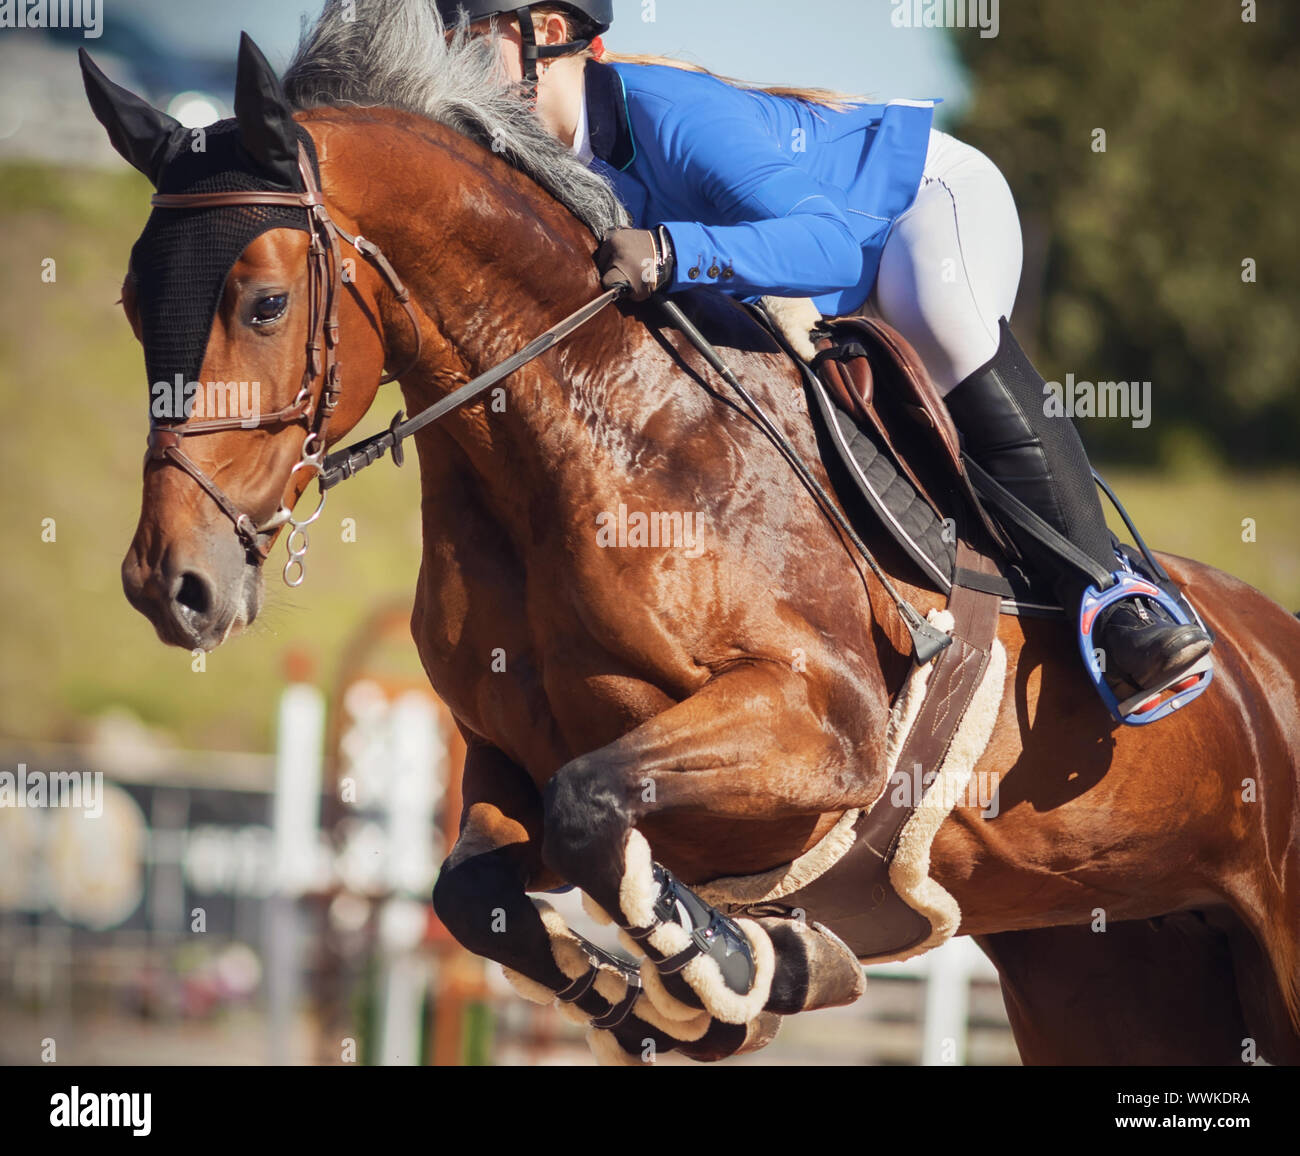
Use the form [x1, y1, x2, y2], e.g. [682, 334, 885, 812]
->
[127, 123, 319, 393]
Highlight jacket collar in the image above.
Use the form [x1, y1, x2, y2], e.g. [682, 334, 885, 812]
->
[583, 61, 635, 172]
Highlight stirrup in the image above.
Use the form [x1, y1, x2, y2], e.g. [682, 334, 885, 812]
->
[1078, 570, 1213, 725]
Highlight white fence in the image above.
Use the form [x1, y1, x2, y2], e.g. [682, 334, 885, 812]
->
[864, 936, 1007, 1065]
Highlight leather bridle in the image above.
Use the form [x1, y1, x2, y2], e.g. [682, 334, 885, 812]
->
[144, 143, 422, 586]
[143, 135, 628, 591]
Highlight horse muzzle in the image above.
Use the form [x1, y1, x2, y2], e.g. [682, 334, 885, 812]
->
[122, 537, 263, 651]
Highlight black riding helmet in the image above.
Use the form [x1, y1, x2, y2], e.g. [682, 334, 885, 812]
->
[436, 2, 613, 85]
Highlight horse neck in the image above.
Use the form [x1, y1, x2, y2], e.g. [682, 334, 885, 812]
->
[312, 111, 930, 667]
[311, 111, 616, 510]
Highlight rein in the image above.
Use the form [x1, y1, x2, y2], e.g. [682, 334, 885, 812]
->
[320, 288, 944, 661]
[317, 286, 627, 489]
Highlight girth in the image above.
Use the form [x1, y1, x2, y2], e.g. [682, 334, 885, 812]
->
[708, 538, 1005, 961]
[758, 540, 1002, 959]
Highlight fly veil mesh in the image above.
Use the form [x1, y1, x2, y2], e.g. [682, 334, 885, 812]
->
[129, 120, 319, 403]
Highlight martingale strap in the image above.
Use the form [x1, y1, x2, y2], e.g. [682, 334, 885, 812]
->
[318, 287, 625, 490]
[752, 540, 1003, 961]
[654, 296, 953, 667]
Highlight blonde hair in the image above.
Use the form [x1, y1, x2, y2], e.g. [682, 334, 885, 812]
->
[598, 50, 868, 113]
[529, 4, 869, 112]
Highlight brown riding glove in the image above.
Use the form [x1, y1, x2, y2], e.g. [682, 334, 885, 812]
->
[595, 226, 675, 301]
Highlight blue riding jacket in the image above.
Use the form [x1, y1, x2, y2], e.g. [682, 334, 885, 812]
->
[584, 61, 937, 317]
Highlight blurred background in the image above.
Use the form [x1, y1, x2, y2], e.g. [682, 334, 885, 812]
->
[0, 0, 1295, 1065]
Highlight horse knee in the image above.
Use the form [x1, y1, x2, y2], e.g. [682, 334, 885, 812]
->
[431, 849, 521, 957]
[541, 755, 634, 885]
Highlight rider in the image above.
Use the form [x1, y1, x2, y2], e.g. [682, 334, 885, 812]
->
[438, 0, 1213, 701]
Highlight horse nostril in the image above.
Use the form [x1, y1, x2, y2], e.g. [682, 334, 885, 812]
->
[174, 571, 212, 617]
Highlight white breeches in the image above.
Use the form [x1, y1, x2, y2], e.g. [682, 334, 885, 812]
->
[869, 128, 1024, 395]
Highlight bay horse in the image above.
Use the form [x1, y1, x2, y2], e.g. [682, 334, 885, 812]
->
[87, 11, 1299, 1065]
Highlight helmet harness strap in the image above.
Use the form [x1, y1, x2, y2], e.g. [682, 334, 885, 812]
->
[513, 6, 592, 89]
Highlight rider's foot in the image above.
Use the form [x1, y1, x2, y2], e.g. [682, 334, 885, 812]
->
[1095, 597, 1212, 692]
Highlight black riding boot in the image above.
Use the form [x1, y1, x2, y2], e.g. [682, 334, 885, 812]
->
[943, 319, 1211, 693]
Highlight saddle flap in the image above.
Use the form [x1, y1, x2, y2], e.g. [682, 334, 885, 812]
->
[816, 316, 962, 470]
[813, 315, 1020, 563]
[812, 337, 874, 421]
[747, 297, 1050, 609]
[812, 319, 957, 521]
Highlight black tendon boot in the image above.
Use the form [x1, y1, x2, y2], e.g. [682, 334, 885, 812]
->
[944, 319, 1211, 694]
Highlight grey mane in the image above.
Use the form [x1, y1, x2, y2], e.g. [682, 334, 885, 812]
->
[282, 0, 629, 237]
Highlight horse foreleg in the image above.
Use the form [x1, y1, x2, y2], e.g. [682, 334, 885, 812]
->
[541, 661, 871, 1031]
[431, 735, 565, 985]
[432, 735, 773, 1063]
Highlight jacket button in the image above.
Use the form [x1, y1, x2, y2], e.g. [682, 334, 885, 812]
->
[707, 264, 721, 278]
[688, 267, 700, 280]
[721, 267, 734, 279]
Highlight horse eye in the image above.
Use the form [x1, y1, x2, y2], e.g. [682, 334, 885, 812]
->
[251, 293, 288, 325]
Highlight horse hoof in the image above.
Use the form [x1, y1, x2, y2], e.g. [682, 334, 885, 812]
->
[676, 1012, 783, 1063]
[755, 916, 866, 1014]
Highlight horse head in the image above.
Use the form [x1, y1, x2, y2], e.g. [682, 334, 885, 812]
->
[82, 34, 391, 650]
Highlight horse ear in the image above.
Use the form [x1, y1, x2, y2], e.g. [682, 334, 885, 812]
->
[79, 48, 185, 187]
[234, 32, 301, 188]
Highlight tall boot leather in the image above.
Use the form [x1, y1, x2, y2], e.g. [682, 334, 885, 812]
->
[944, 319, 1211, 693]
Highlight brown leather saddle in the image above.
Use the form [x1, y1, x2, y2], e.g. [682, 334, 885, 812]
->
[815, 317, 963, 480]
[809, 315, 1032, 600]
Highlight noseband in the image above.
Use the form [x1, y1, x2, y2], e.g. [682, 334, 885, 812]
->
[144, 143, 421, 586]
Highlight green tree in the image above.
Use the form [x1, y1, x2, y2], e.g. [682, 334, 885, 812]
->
[952, 0, 1300, 467]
